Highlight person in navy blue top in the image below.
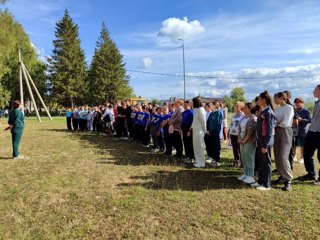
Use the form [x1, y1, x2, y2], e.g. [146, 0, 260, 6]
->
[130, 106, 137, 141]
[161, 106, 173, 156]
[135, 106, 145, 143]
[181, 101, 194, 161]
[293, 97, 312, 164]
[155, 107, 165, 151]
[150, 107, 160, 150]
[253, 91, 276, 191]
[141, 105, 150, 147]
[65, 107, 73, 131]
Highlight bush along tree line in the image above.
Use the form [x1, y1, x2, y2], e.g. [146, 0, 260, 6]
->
[0, 6, 133, 109]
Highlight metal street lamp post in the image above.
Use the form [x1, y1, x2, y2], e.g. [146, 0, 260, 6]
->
[178, 39, 186, 100]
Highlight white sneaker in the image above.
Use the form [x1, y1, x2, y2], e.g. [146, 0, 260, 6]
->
[250, 182, 260, 188]
[293, 157, 298, 163]
[298, 159, 304, 164]
[193, 163, 205, 168]
[243, 176, 256, 184]
[13, 155, 24, 160]
[238, 174, 247, 181]
[205, 157, 213, 164]
[314, 180, 320, 186]
[256, 186, 271, 191]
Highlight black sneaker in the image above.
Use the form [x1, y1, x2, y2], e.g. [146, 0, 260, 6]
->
[281, 181, 292, 191]
[297, 174, 316, 181]
[272, 176, 283, 185]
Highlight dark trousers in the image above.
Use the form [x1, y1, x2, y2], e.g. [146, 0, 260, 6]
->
[254, 146, 259, 172]
[79, 119, 87, 131]
[66, 117, 72, 130]
[128, 123, 134, 140]
[171, 130, 183, 157]
[164, 132, 172, 155]
[72, 118, 79, 131]
[11, 128, 23, 158]
[157, 132, 165, 150]
[150, 126, 158, 148]
[257, 141, 272, 188]
[116, 120, 126, 138]
[303, 131, 320, 177]
[182, 128, 194, 159]
[138, 126, 150, 145]
[230, 134, 241, 161]
[205, 133, 221, 162]
[288, 137, 295, 170]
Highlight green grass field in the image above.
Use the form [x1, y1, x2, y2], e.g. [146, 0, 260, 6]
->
[0, 117, 319, 239]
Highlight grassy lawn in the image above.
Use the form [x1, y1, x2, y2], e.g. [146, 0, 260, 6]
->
[0, 117, 319, 239]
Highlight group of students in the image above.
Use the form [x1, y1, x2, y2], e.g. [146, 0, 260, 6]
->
[66, 84, 320, 191]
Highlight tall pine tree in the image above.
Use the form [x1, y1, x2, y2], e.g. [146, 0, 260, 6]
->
[49, 10, 87, 107]
[88, 22, 132, 104]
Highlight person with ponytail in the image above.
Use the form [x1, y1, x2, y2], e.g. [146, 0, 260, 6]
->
[251, 91, 276, 191]
[272, 92, 294, 191]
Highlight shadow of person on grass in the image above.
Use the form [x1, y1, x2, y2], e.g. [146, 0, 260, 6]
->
[117, 169, 246, 191]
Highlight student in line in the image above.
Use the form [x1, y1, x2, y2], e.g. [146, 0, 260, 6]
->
[169, 99, 184, 158]
[251, 91, 276, 191]
[72, 107, 79, 132]
[116, 101, 127, 139]
[238, 102, 257, 185]
[141, 105, 150, 147]
[155, 107, 165, 152]
[300, 85, 320, 184]
[206, 100, 223, 167]
[293, 97, 312, 164]
[161, 106, 172, 156]
[86, 107, 94, 132]
[191, 97, 207, 168]
[181, 101, 195, 163]
[284, 90, 299, 171]
[150, 107, 160, 151]
[272, 92, 294, 191]
[228, 101, 245, 167]
[221, 101, 228, 142]
[66, 107, 73, 131]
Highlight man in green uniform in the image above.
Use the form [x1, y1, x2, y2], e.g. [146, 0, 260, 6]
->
[6, 100, 25, 160]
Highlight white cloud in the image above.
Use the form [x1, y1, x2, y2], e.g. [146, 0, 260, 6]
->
[143, 57, 153, 69]
[158, 17, 205, 41]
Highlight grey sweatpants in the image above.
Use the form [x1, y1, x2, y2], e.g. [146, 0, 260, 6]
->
[274, 127, 293, 181]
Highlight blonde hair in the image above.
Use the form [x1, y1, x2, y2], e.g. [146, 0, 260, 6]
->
[175, 99, 184, 106]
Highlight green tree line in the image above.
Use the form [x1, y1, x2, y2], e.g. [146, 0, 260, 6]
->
[0, 6, 133, 108]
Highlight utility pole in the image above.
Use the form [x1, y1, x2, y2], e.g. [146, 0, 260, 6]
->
[178, 39, 186, 100]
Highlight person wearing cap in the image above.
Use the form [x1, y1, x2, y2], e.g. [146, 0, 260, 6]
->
[5, 100, 25, 160]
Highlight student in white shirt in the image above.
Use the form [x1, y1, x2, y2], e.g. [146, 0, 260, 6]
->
[191, 97, 207, 168]
[228, 101, 245, 167]
[273, 92, 294, 191]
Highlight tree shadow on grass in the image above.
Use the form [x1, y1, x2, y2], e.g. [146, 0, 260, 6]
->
[117, 169, 246, 191]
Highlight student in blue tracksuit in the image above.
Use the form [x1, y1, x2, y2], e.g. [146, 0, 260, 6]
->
[206, 100, 223, 166]
[130, 107, 137, 141]
[150, 107, 162, 150]
[156, 107, 165, 152]
[66, 107, 73, 130]
[135, 106, 144, 143]
[161, 106, 173, 156]
[251, 91, 276, 191]
[181, 101, 194, 161]
[141, 106, 150, 147]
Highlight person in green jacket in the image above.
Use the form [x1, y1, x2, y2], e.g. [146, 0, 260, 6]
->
[5, 100, 25, 160]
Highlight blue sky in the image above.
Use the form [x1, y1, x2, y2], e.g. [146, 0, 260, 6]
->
[3, 0, 320, 100]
